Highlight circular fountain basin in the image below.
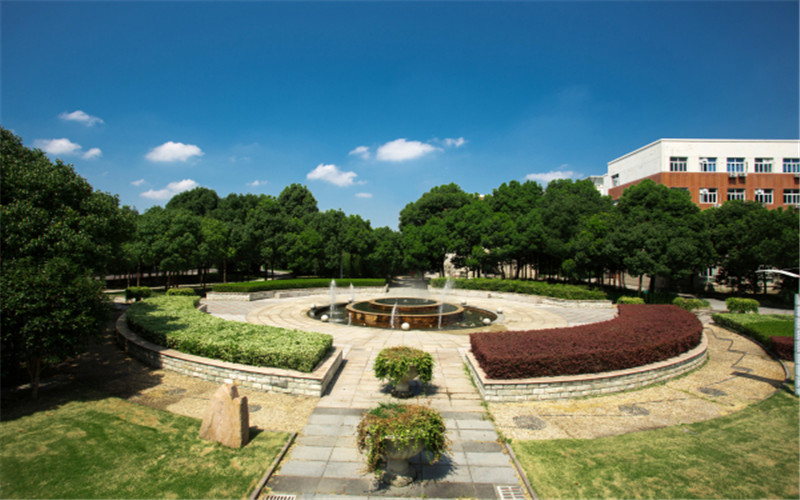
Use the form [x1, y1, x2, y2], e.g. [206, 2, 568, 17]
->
[309, 297, 497, 330]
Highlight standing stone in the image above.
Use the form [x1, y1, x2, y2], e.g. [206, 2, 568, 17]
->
[199, 383, 249, 448]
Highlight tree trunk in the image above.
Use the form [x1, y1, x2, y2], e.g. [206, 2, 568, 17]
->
[223, 259, 228, 283]
[26, 356, 42, 400]
[637, 275, 643, 295]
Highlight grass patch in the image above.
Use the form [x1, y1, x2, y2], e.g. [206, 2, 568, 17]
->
[712, 312, 793, 353]
[512, 391, 799, 499]
[126, 296, 332, 372]
[0, 397, 288, 499]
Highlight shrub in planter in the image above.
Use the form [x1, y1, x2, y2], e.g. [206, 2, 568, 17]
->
[617, 296, 645, 304]
[373, 346, 434, 398]
[725, 297, 759, 314]
[356, 403, 449, 486]
[125, 286, 151, 302]
[166, 287, 196, 296]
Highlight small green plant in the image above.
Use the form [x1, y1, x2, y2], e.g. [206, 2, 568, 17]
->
[373, 346, 434, 396]
[166, 287, 197, 296]
[672, 296, 710, 311]
[725, 297, 759, 314]
[617, 296, 645, 304]
[356, 402, 450, 475]
[125, 286, 152, 302]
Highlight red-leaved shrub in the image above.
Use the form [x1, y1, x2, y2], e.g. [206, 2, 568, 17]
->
[470, 304, 702, 379]
[771, 336, 794, 361]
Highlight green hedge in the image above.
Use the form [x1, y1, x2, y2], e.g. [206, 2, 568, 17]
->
[430, 277, 607, 301]
[125, 287, 152, 302]
[211, 278, 386, 294]
[725, 297, 760, 314]
[166, 287, 197, 296]
[712, 312, 793, 353]
[673, 297, 710, 311]
[125, 296, 332, 372]
[617, 296, 645, 304]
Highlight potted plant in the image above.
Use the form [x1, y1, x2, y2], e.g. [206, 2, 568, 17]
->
[356, 403, 449, 486]
[373, 346, 434, 398]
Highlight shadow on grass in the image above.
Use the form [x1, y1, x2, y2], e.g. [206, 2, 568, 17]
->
[1, 308, 165, 423]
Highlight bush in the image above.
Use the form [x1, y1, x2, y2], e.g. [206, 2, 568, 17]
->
[771, 336, 794, 361]
[712, 312, 793, 359]
[673, 297, 710, 311]
[725, 297, 759, 314]
[471, 304, 703, 379]
[430, 277, 606, 301]
[166, 287, 196, 296]
[125, 296, 332, 372]
[125, 287, 152, 302]
[373, 346, 434, 386]
[617, 296, 645, 304]
[212, 278, 386, 294]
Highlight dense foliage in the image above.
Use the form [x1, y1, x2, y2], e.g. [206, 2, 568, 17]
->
[356, 403, 449, 475]
[712, 312, 794, 360]
[373, 346, 434, 386]
[1, 127, 134, 397]
[125, 296, 332, 372]
[471, 304, 703, 379]
[725, 297, 760, 314]
[211, 278, 386, 293]
[430, 277, 607, 300]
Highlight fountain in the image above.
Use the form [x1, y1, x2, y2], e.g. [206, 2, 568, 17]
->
[309, 278, 497, 330]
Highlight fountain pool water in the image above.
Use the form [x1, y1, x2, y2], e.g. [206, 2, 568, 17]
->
[309, 296, 497, 330]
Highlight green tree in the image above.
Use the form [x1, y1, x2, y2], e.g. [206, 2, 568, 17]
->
[165, 186, 219, 216]
[278, 183, 319, 221]
[0, 128, 133, 397]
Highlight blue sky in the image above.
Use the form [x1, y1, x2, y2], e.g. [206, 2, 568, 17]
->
[3, 1, 798, 229]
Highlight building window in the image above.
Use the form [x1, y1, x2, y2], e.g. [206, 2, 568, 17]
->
[727, 157, 746, 173]
[754, 189, 773, 205]
[699, 157, 717, 172]
[699, 188, 717, 204]
[669, 157, 687, 172]
[784, 189, 800, 205]
[727, 188, 745, 201]
[611, 174, 620, 187]
[754, 158, 773, 173]
[784, 158, 800, 173]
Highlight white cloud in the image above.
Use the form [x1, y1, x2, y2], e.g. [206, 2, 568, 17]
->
[34, 138, 82, 155]
[145, 141, 204, 162]
[443, 137, 467, 148]
[59, 110, 104, 126]
[376, 138, 439, 162]
[349, 145, 371, 159]
[131, 179, 146, 187]
[141, 179, 198, 200]
[248, 180, 267, 187]
[82, 147, 102, 160]
[355, 192, 373, 198]
[306, 163, 358, 187]
[525, 167, 576, 184]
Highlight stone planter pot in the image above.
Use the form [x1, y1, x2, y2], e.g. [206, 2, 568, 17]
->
[392, 365, 418, 398]
[381, 437, 423, 486]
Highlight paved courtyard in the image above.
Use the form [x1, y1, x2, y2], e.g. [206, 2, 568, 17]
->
[200, 290, 789, 499]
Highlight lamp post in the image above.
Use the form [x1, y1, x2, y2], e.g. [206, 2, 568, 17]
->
[755, 269, 799, 395]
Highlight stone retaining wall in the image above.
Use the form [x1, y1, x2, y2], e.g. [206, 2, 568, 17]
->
[206, 286, 389, 302]
[465, 331, 708, 402]
[428, 287, 614, 309]
[115, 314, 342, 396]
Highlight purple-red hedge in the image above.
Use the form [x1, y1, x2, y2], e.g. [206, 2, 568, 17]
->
[470, 304, 703, 379]
[771, 336, 794, 361]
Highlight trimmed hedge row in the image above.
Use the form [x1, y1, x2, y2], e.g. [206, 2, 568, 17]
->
[125, 286, 152, 302]
[430, 277, 607, 301]
[125, 296, 333, 372]
[211, 278, 386, 293]
[470, 304, 702, 379]
[725, 297, 760, 314]
[712, 312, 794, 361]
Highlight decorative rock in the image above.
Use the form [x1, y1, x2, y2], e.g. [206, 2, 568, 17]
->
[401, 322, 410, 330]
[321, 314, 329, 322]
[496, 307, 503, 314]
[199, 383, 249, 448]
[483, 317, 491, 325]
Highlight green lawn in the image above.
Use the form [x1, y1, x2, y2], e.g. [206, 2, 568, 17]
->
[712, 312, 794, 350]
[1, 397, 288, 499]
[512, 390, 799, 499]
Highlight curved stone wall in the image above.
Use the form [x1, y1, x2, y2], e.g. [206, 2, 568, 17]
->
[465, 329, 709, 402]
[115, 314, 342, 396]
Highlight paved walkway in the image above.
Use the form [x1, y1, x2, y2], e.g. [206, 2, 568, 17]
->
[201, 291, 790, 500]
